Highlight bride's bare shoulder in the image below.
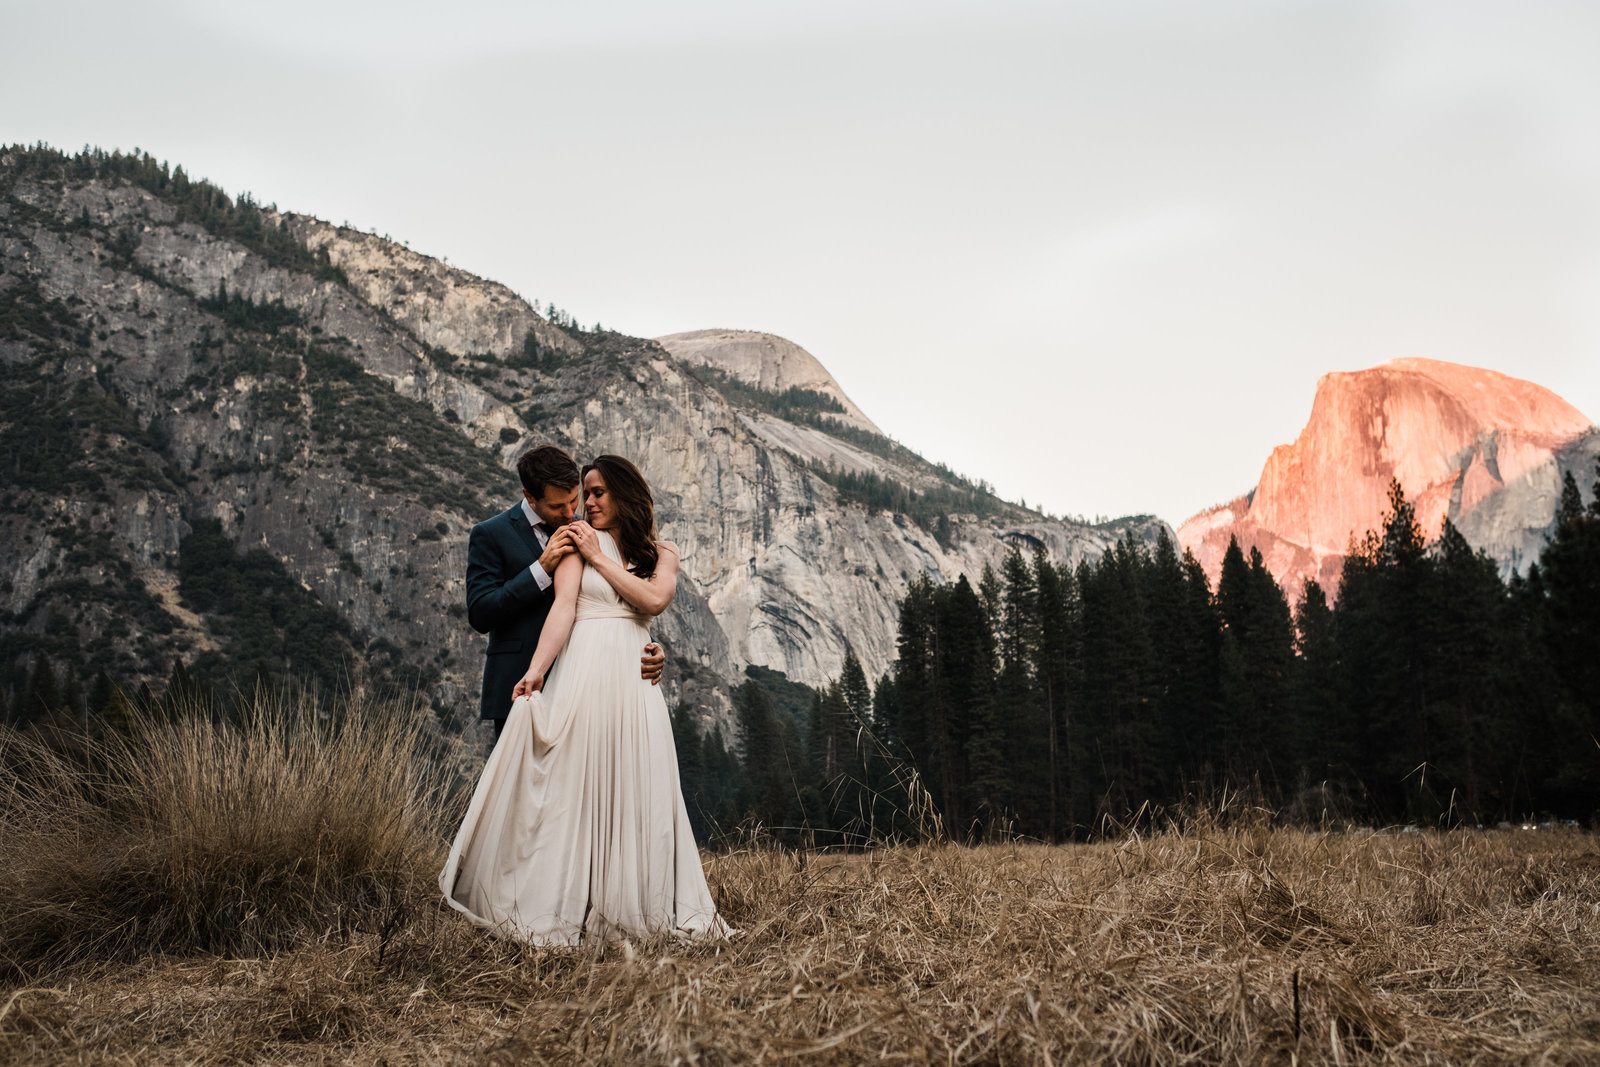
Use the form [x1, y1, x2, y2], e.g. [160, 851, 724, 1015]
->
[655, 539, 681, 557]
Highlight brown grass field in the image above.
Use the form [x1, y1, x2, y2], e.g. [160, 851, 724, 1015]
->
[2, 695, 1598, 1065]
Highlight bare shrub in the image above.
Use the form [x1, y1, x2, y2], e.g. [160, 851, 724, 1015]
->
[0, 685, 456, 973]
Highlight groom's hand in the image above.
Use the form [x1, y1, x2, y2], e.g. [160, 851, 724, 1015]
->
[640, 642, 664, 686]
[538, 525, 577, 574]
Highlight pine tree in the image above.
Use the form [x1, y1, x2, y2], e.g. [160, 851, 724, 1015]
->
[776, 715, 812, 844]
[1427, 519, 1518, 823]
[1244, 545, 1296, 791]
[803, 684, 840, 838]
[1536, 465, 1600, 810]
[840, 649, 872, 726]
[671, 702, 713, 838]
[1291, 578, 1347, 781]
[134, 681, 156, 719]
[1336, 479, 1441, 819]
[63, 676, 86, 729]
[1178, 546, 1224, 778]
[998, 546, 1038, 671]
[893, 576, 949, 817]
[699, 727, 743, 836]
[1142, 532, 1221, 794]
[89, 670, 137, 735]
[1215, 537, 1251, 632]
[866, 673, 915, 838]
[978, 564, 1003, 641]
[807, 687, 838, 782]
[1502, 563, 1560, 816]
[1381, 477, 1427, 568]
[794, 702, 829, 844]
[872, 672, 902, 753]
[20, 653, 61, 726]
[809, 680, 872, 843]
[1543, 467, 1600, 713]
[997, 545, 1047, 832]
[1214, 537, 1254, 774]
[938, 575, 1000, 837]
[838, 650, 880, 841]
[1077, 540, 1163, 823]
[801, 689, 830, 839]
[1032, 546, 1079, 839]
[736, 680, 792, 832]
[87, 670, 116, 720]
[672, 703, 705, 792]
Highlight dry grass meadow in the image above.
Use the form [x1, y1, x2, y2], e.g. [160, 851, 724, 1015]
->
[3, 695, 1598, 1065]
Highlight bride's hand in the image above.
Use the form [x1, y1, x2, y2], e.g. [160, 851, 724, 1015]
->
[567, 521, 602, 562]
[512, 667, 545, 699]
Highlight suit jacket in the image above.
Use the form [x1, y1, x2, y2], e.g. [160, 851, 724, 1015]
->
[466, 504, 556, 722]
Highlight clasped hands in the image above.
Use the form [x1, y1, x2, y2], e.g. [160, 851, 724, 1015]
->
[536, 520, 603, 574]
[541, 522, 681, 578]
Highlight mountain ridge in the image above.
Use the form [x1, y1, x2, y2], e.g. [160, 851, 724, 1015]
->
[0, 145, 1166, 739]
[656, 329, 883, 436]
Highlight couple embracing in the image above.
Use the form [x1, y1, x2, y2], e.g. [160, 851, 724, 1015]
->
[439, 444, 729, 946]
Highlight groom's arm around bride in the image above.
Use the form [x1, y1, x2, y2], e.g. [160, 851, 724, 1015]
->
[465, 445, 664, 742]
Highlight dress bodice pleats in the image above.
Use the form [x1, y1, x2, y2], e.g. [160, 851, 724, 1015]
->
[574, 531, 647, 623]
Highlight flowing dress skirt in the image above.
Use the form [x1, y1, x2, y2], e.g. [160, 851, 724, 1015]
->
[439, 613, 728, 945]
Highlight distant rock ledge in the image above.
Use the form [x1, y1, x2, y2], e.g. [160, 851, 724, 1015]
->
[1179, 357, 1598, 603]
[655, 329, 884, 436]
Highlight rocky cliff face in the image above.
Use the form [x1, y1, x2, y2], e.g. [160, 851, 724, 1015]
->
[1178, 358, 1598, 603]
[0, 147, 1166, 740]
[656, 329, 883, 435]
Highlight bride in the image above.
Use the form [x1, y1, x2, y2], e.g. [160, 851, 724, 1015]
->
[439, 454, 730, 945]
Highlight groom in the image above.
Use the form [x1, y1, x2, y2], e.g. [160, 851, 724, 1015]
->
[466, 443, 664, 743]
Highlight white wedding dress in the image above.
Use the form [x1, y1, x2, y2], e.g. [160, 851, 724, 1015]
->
[439, 530, 729, 945]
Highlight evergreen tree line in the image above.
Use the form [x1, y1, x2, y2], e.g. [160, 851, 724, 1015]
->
[670, 650, 931, 847]
[198, 280, 303, 335]
[670, 471, 1600, 843]
[3, 656, 210, 735]
[5, 144, 348, 283]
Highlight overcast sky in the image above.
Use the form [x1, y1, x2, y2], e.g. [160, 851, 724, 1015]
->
[5, 0, 1599, 525]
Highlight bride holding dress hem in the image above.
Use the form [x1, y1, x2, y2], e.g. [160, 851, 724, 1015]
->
[439, 454, 730, 946]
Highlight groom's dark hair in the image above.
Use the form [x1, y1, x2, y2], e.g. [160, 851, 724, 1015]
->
[516, 444, 580, 499]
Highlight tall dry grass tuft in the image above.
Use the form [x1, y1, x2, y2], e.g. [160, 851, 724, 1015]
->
[0, 685, 458, 974]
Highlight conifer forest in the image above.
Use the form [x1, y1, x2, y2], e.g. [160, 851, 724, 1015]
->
[673, 471, 1600, 842]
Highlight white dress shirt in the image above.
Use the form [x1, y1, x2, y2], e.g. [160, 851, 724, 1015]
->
[520, 499, 555, 591]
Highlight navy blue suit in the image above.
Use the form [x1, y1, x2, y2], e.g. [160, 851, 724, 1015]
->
[466, 504, 556, 724]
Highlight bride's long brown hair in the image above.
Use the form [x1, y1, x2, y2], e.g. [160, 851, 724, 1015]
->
[582, 454, 660, 580]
